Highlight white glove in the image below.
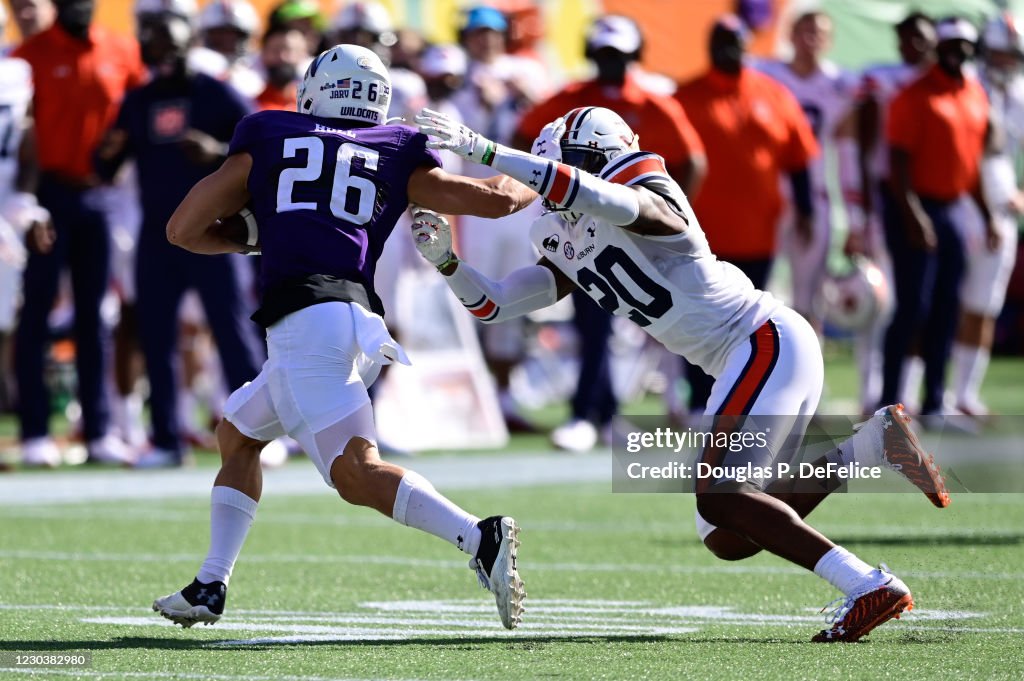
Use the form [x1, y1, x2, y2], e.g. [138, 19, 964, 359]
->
[411, 207, 458, 270]
[414, 108, 497, 165]
[531, 116, 565, 163]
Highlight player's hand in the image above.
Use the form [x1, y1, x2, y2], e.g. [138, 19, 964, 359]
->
[531, 117, 565, 163]
[985, 217, 1002, 253]
[794, 214, 813, 246]
[907, 209, 937, 252]
[179, 129, 227, 166]
[414, 108, 496, 165]
[25, 220, 55, 255]
[411, 207, 458, 271]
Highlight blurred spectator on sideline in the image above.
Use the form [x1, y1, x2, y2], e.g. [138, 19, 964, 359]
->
[195, 0, 263, 99]
[856, 12, 937, 413]
[12, 0, 145, 467]
[255, 24, 311, 111]
[882, 16, 993, 424]
[755, 10, 859, 335]
[267, 0, 326, 55]
[451, 5, 549, 432]
[390, 27, 425, 72]
[674, 14, 817, 415]
[514, 14, 707, 451]
[952, 13, 1024, 419]
[8, 0, 55, 42]
[95, 0, 264, 468]
[331, 1, 426, 122]
[0, 17, 37, 417]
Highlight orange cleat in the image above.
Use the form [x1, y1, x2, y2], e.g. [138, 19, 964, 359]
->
[812, 571, 914, 643]
[877, 404, 951, 508]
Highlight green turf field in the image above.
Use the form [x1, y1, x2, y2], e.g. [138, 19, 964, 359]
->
[1, 351, 1023, 680]
[1, 463, 1023, 680]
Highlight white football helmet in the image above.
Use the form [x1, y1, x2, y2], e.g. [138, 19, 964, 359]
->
[198, 0, 259, 35]
[297, 44, 392, 123]
[560, 106, 638, 174]
[821, 257, 892, 333]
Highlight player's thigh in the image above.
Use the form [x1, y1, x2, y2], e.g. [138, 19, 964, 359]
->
[223, 367, 286, 444]
[961, 214, 1018, 316]
[264, 303, 374, 484]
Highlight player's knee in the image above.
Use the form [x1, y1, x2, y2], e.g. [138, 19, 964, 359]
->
[695, 490, 738, 530]
[215, 418, 264, 462]
[331, 437, 379, 507]
[702, 530, 762, 562]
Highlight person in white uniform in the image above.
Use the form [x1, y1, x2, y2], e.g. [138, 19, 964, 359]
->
[755, 10, 859, 334]
[952, 13, 1023, 418]
[413, 104, 952, 642]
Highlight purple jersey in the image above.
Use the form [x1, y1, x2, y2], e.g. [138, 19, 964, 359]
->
[227, 110, 442, 326]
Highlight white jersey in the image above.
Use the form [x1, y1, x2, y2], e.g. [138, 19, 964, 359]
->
[755, 59, 857, 183]
[859, 62, 925, 181]
[980, 68, 1024, 209]
[0, 57, 32, 203]
[529, 152, 781, 377]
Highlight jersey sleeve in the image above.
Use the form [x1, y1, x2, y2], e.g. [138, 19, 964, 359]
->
[600, 151, 687, 215]
[403, 128, 443, 170]
[227, 111, 267, 156]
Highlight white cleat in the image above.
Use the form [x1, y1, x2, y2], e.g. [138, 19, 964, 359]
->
[471, 516, 526, 629]
[152, 578, 226, 628]
[550, 419, 598, 452]
[21, 437, 61, 468]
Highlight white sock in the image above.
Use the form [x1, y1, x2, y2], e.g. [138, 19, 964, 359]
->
[813, 546, 877, 596]
[899, 356, 924, 412]
[392, 471, 481, 557]
[952, 342, 989, 408]
[196, 486, 258, 585]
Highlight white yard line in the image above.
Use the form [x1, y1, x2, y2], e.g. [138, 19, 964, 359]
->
[1, 548, 1022, 581]
[0, 452, 609, 506]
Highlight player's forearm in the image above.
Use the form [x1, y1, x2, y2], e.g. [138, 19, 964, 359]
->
[486, 144, 640, 226]
[441, 261, 557, 323]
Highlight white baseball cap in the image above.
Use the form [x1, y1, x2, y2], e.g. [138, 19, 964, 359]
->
[936, 16, 979, 43]
[586, 15, 642, 54]
[420, 44, 467, 78]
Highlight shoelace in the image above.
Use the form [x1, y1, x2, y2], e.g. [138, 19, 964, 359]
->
[818, 565, 892, 626]
[471, 558, 491, 591]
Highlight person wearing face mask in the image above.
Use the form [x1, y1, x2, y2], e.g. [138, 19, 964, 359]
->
[93, 0, 266, 468]
[254, 25, 311, 112]
[11, 0, 146, 467]
[882, 16, 995, 426]
[673, 14, 818, 416]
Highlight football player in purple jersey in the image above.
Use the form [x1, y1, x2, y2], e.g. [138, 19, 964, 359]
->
[152, 44, 535, 631]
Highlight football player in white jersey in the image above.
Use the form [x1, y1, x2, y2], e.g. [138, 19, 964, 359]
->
[854, 13, 937, 413]
[755, 10, 859, 334]
[952, 13, 1023, 418]
[414, 105, 952, 642]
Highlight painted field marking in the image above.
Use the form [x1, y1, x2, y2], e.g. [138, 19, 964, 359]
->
[3, 548, 1022, 581]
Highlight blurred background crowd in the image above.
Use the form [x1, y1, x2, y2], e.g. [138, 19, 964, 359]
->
[0, 0, 1022, 469]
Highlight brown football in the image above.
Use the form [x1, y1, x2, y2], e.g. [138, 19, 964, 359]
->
[210, 206, 260, 253]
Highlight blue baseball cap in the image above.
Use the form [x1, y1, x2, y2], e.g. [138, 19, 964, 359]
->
[464, 6, 507, 32]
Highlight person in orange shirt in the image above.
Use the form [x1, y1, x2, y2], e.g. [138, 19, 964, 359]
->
[882, 16, 995, 421]
[12, 0, 146, 465]
[514, 15, 707, 451]
[254, 25, 312, 112]
[674, 14, 818, 414]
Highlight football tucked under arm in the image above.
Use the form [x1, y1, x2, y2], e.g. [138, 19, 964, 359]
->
[207, 206, 260, 254]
